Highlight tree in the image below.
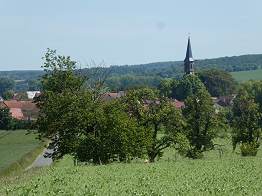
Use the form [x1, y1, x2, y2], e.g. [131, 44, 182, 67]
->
[0, 77, 15, 97]
[2, 90, 14, 100]
[36, 49, 87, 159]
[37, 49, 147, 163]
[199, 69, 237, 97]
[76, 100, 147, 164]
[231, 90, 262, 156]
[123, 88, 188, 162]
[240, 80, 262, 113]
[159, 78, 176, 97]
[28, 79, 41, 91]
[0, 108, 12, 130]
[183, 88, 219, 158]
[171, 74, 206, 101]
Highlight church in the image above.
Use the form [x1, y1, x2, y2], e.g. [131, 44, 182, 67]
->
[184, 37, 195, 75]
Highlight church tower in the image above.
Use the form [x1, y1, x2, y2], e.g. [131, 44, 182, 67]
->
[184, 37, 194, 75]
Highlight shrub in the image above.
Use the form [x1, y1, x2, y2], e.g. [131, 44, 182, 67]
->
[186, 148, 204, 159]
[240, 142, 259, 156]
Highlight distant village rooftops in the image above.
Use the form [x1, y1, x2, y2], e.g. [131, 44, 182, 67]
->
[0, 100, 39, 120]
[101, 91, 125, 101]
[101, 91, 185, 109]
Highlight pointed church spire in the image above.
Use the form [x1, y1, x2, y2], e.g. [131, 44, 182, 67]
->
[184, 37, 194, 75]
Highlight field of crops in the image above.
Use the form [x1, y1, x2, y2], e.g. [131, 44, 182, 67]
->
[0, 130, 41, 172]
[231, 69, 262, 82]
[1, 138, 262, 195]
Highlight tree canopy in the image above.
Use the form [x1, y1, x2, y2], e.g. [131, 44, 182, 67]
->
[0, 77, 15, 97]
[199, 69, 237, 97]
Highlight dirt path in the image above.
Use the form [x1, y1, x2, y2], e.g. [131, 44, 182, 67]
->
[26, 148, 53, 170]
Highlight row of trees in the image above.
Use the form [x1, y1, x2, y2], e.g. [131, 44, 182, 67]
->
[37, 50, 262, 164]
[0, 77, 41, 100]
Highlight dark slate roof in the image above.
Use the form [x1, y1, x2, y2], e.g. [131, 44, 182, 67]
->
[184, 37, 194, 62]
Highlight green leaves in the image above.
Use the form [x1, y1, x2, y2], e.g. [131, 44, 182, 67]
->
[183, 87, 219, 158]
[231, 88, 262, 154]
[199, 69, 237, 97]
[0, 108, 12, 130]
[123, 87, 187, 162]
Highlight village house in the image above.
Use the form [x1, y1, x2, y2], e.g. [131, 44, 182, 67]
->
[0, 100, 39, 120]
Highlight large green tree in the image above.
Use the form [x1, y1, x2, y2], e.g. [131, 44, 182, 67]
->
[36, 49, 86, 158]
[123, 88, 188, 162]
[199, 69, 237, 97]
[37, 49, 147, 163]
[171, 75, 206, 101]
[183, 88, 220, 158]
[231, 90, 262, 156]
[76, 100, 147, 164]
[240, 80, 262, 112]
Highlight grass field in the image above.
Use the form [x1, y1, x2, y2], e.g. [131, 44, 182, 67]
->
[0, 130, 41, 173]
[1, 137, 262, 195]
[231, 69, 262, 82]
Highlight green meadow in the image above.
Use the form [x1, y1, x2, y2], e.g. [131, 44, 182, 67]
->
[1, 137, 262, 195]
[0, 130, 42, 175]
[231, 69, 262, 82]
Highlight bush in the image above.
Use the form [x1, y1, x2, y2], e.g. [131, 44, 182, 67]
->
[240, 142, 259, 156]
[11, 119, 35, 130]
[186, 148, 204, 159]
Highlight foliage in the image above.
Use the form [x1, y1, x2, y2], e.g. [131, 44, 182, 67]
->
[10, 119, 34, 130]
[123, 88, 188, 162]
[199, 69, 237, 97]
[240, 80, 262, 112]
[36, 49, 147, 164]
[1, 54, 261, 91]
[28, 79, 41, 91]
[158, 78, 176, 97]
[13, 92, 28, 101]
[231, 90, 262, 155]
[106, 75, 163, 91]
[183, 88, 219, 158]
[76, 100, 147, 164]
[0, 77, 15, 97]
[35, 49, 87, 159]
[240, 142, 259, 156]
[171, 74, 206, 101]
[0, 108, 12, 130]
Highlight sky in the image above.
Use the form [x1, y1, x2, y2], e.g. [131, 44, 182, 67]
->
[0, 0, 261, 70]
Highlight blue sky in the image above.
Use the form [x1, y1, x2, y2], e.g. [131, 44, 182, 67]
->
[0, 0, 261, 70]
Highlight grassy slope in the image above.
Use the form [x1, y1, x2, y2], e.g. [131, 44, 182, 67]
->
[0, 130, 41, 173]
[231, 69, 262, 82]
[1, 138, 262, 195]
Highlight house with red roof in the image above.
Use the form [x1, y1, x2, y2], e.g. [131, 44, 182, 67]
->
[0, 100, 39, 120]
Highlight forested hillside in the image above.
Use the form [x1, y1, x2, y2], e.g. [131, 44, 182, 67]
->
[1, 54, 262, 91]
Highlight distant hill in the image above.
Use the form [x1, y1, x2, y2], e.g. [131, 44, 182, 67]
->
[1, 54, 262, 91]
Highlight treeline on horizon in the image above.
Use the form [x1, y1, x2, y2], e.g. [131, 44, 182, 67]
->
[0, 54, 262, 92]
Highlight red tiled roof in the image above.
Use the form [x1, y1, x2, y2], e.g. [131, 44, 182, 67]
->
[1, 100, 39, 120]
[171, 99, 185, 109]
[4, 100, 22, 108]
[3, 100, 36, 110]
[174, 100, 185, 109]
[10, 108, 24, 120]
[101, 92, 125, 101]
